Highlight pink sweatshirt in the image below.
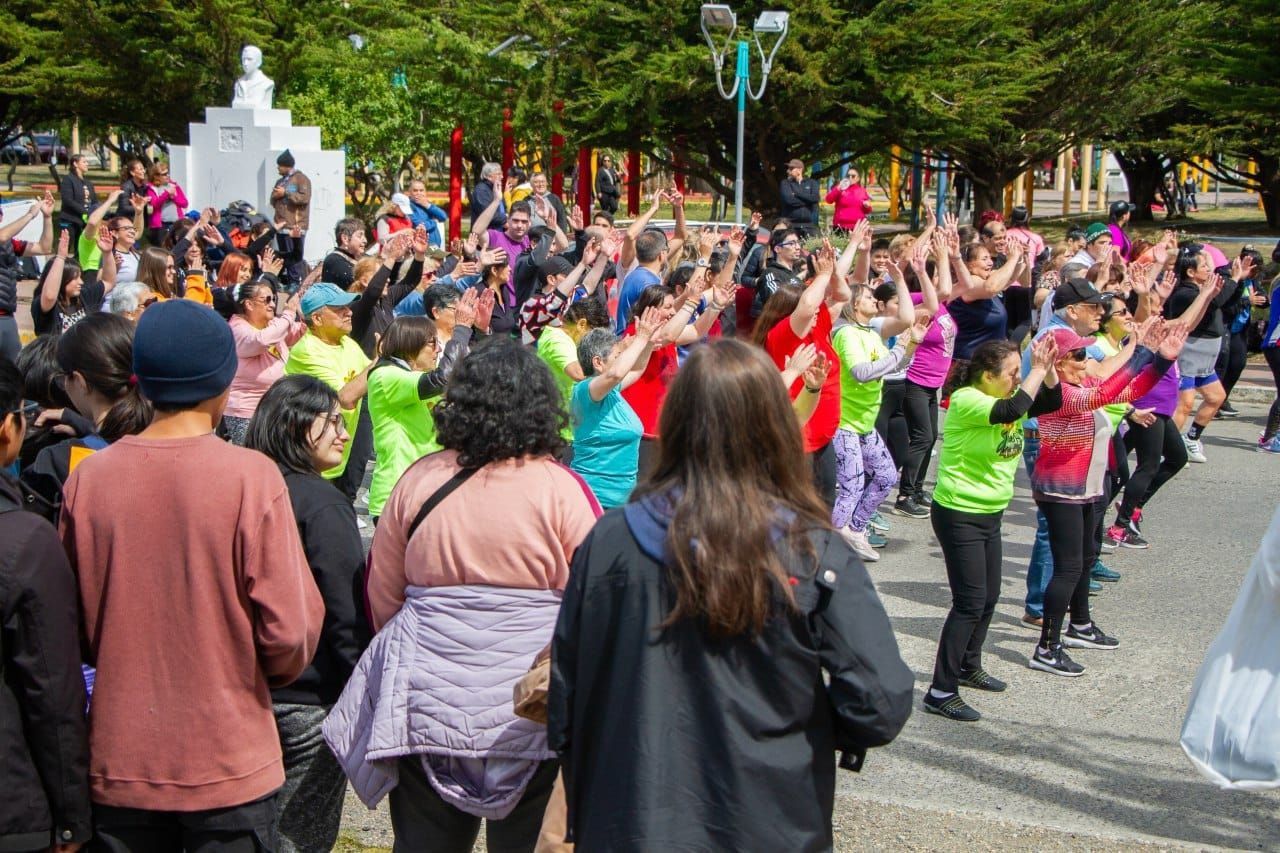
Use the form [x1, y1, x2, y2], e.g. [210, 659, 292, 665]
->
[825, 183, 872, 229]
[144, 182, 188, 229]
[60, 435, 323, 810]
[367, 449, 601, 631]
[227, 314, 307, 419]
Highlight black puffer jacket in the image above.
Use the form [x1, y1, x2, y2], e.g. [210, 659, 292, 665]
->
[0, 474, 91, 851]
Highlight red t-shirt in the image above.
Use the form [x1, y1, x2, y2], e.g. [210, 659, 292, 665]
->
[764, 307, 841, 453]
[620, 321, 678, 439]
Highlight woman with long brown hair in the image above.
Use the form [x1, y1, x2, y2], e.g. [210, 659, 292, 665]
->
[548, 338, 913, 852]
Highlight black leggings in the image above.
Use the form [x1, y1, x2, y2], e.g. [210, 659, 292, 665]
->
[1037, 499, 1099, 647]
[875, 378, 910, 471]
[809, 440, 838, 509]
[1118, 414, 1187, 522]
[902, 379, 940, 499]
[1264, 348, 1280, 442]
[1217, 330, 1248, 397]
[930, 504, 1002, 693]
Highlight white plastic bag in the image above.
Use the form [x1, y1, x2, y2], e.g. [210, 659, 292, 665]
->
[1180, 503, 1280, 790]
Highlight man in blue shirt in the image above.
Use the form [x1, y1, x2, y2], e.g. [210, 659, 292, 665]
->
[407, 179, 448, 247]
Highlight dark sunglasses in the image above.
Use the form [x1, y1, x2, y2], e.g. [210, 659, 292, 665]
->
[1069, 348, 1089, 362]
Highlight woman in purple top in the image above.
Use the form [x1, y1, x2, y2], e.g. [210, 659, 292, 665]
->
[1108, 288, 1187, 548]
[900, 228, 955, 517]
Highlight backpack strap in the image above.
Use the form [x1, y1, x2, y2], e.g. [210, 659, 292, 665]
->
[405, 465, 480, 542]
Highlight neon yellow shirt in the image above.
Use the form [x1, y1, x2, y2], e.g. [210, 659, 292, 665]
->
[831, 323, 887, 434]
[284, 332, 371, 479]
[537, 325, 578, 441]
[366, 361, 441, 517]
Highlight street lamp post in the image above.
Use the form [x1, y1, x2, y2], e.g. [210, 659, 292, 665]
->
[700, 4, 789, 225]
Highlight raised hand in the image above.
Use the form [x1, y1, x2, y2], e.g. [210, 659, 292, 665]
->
[668, 189, 684, 208]
[727, 226, 747, 255]
[412, 225, 430, 256]
[1133, 315, 1161, 348]
[455, 260, 480, 278]
[201, 223, 224, 245]
[712, 272, 737, 309]
[56, 228, 70, 258]
[649, 188, 665, 209]
[601, 232, 624, 259]
[697, 224, 718, 256]
[478, 247, 507, 267]
[448, 237, 465, 258]
[1030, 333, 1058, 370]
[924, 203, 937, 229]
[284, 290, 302, 318]
[455, 288, 479, 328]
[849, 219, 871, 252]
[583, 239, 601, 268]
[1157, 322, 1189, 360]
[784, 342, 819, 377]
[96, 227, 114, 253]
[474, 286, 496, 332]
[813, 245, 836, 276]
[130, 193, 148, 212]
[40, 189, 55, 217]
[749, 210, 763, 230]
[260, 246, 284, 276]
[635, 305, 663, 339]
[802, 352, 830, 390]
[567, 205, 584, 233]
[910, 310, 932, 343]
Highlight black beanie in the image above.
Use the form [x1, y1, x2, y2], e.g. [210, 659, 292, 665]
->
[132, 301, 238, 406]
[277, 149, 295, 168]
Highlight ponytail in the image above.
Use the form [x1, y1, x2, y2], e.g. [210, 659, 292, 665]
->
[55, 313, 153, 442]
[98, 383, 153, 443]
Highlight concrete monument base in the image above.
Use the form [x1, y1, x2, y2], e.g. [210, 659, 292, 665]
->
[170, 107, 344, 265]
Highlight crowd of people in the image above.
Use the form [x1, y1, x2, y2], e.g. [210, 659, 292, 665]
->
[1, 151, 1278, 852]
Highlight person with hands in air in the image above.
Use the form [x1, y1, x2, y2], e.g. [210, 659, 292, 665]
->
[518, 232, 615, 345]
[614, 189, 675, 332]
[34, 229, 106, 335]
[924, 335, 1062, 721]
[1, 189, 56, 360]
[1030, 319, 1189, 677]
[365, 295, 475, 522]
[223, 276, 306, 444]
[571, 306, 664, 508]
[780, 343, 832, 427]
[753, 241, 849, 507]
[829, 263, 922, 562]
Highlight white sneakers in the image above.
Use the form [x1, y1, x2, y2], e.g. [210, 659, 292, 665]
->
[1183, 436, 1207, 464]
[840, 527, 881, 562]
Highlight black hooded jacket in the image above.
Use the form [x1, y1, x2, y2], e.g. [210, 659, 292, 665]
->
[547, 497, 913, 851]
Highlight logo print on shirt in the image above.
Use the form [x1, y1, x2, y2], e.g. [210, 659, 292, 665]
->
[994, 422, 1024, 459]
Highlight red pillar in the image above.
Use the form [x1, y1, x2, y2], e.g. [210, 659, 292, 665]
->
[576, 147, 593, 221]
[626, 149, 641, 216]
[550, 101, 565, 197]
[673, 137, 687, 194]
[448, 125, 464, 241]
[501, 107, 514, 178]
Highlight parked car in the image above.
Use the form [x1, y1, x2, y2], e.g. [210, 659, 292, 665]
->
[1, 136, 36, 165]
[33, 133, 67, 164]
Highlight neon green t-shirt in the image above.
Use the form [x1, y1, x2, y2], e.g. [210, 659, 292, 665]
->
[366, 361, 442, 517]
[78, 230, 102, 272]
[537, 325, 578, 441]
[831, 322, 887, 434]
[932, 386, 1026, 515]
[1092, 335, 1129, 429]
[284, 332, 371, 480]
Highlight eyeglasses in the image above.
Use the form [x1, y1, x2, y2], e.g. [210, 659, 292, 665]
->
[320, 412, 345, 432]
[251, 294, 276, 306]
[1069, 348, 1089, 362]
[6, 400, 39, 426]
[777, 241, 801, 249]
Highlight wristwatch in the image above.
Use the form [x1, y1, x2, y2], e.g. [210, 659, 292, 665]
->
[695, 258, 710, 269]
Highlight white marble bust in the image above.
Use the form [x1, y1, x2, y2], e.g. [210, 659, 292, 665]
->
[232, 45, 275, 109]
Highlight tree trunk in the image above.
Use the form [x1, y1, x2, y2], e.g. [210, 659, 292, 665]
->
[1258, 155, 1280, 230]
[1113, 150, 1168, 222]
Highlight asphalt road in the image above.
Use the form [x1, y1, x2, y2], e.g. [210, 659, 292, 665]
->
[340, 400, 1280, 852]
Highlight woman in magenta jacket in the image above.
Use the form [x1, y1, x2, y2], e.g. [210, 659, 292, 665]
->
[825, 168, 873, 232]
[144, 162, 188, 246]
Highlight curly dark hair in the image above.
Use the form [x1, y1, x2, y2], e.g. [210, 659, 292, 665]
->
[433, 338, 567, 467]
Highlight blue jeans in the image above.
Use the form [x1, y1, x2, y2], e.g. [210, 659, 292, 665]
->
[1021, 434, 1054, 617]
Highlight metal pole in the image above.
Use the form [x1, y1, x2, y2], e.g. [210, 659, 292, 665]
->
[909, 150, 923, 231]
[734, 40, 748, 226]
[935, 153, 948, 225]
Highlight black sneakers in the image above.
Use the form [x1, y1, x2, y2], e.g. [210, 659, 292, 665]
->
[1063, 623, 1120, 650]
[959, 667, 1007, 692]
[923, 692, 981, 722]
[1029, 644, 1085, 677]
[894, 495, 930, 518]
[1216, 402, 1239, 419]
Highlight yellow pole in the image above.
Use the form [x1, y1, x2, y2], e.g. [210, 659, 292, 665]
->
[1080, 144, 1093, 214]
[1199, 157, 1209, 194]
[889, 146, 901, 221]
[1250, 160, 1262, 209]
[1060, 149, 1072, 215]
[1003, 182, 1015, 219]
[1024, 170, 1035, 219]
[71, 118, 80, 161]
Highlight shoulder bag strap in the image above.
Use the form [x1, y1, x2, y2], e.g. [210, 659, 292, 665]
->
[405, 465, 480, 542]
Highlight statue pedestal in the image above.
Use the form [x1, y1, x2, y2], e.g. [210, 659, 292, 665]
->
[169, 107, 344, 265]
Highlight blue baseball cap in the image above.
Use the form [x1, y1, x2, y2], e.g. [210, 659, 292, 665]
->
[300, 282, 358, 318]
